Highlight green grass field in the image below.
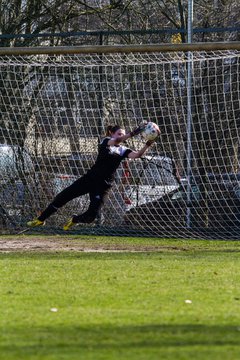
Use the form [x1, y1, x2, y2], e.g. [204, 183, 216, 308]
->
[0, 235, 240, 360]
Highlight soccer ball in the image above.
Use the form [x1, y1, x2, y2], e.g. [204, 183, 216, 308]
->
[142, 122, 160, 141]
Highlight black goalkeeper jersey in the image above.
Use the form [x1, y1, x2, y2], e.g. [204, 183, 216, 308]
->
[87, 137, 132, 183]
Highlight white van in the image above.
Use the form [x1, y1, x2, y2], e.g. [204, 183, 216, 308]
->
[118, 155, 180, 208]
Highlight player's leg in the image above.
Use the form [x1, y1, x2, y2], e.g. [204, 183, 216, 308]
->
[63, 185, 111, 230]
[27, 176, 91, 227]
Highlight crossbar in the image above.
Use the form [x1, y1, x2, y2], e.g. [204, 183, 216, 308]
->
[0, 41, 240, 55]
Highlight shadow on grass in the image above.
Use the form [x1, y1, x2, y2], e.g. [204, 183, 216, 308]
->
[1, 323, 240, 357]
[0, 252, 164, 261]
[0, 249, 240, 262]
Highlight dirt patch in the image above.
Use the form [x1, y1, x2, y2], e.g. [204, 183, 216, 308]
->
[0, 236, 186, 253]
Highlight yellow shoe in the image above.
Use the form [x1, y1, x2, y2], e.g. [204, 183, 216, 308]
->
[27, 218, 45, 227]
[63, 218, 76, 231]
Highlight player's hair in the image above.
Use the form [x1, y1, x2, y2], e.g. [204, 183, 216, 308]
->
[106, 125, 121, 136]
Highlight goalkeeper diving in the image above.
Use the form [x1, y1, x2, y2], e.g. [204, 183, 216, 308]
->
[27, 123, 160, 230]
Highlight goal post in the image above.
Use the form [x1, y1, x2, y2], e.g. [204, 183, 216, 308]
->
[0, 42, 240, 239]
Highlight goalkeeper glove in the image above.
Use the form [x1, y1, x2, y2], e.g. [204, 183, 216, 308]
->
[130, 121, 147, 137]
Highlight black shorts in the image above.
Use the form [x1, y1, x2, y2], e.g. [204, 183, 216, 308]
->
[52, 174, 111, 209]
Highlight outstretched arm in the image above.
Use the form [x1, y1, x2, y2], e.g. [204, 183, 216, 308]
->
[107, 122, 147, 146]
[127, 140, 155, 159]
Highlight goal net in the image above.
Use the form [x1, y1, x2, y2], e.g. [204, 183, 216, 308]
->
[0, 44, 240, 239]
